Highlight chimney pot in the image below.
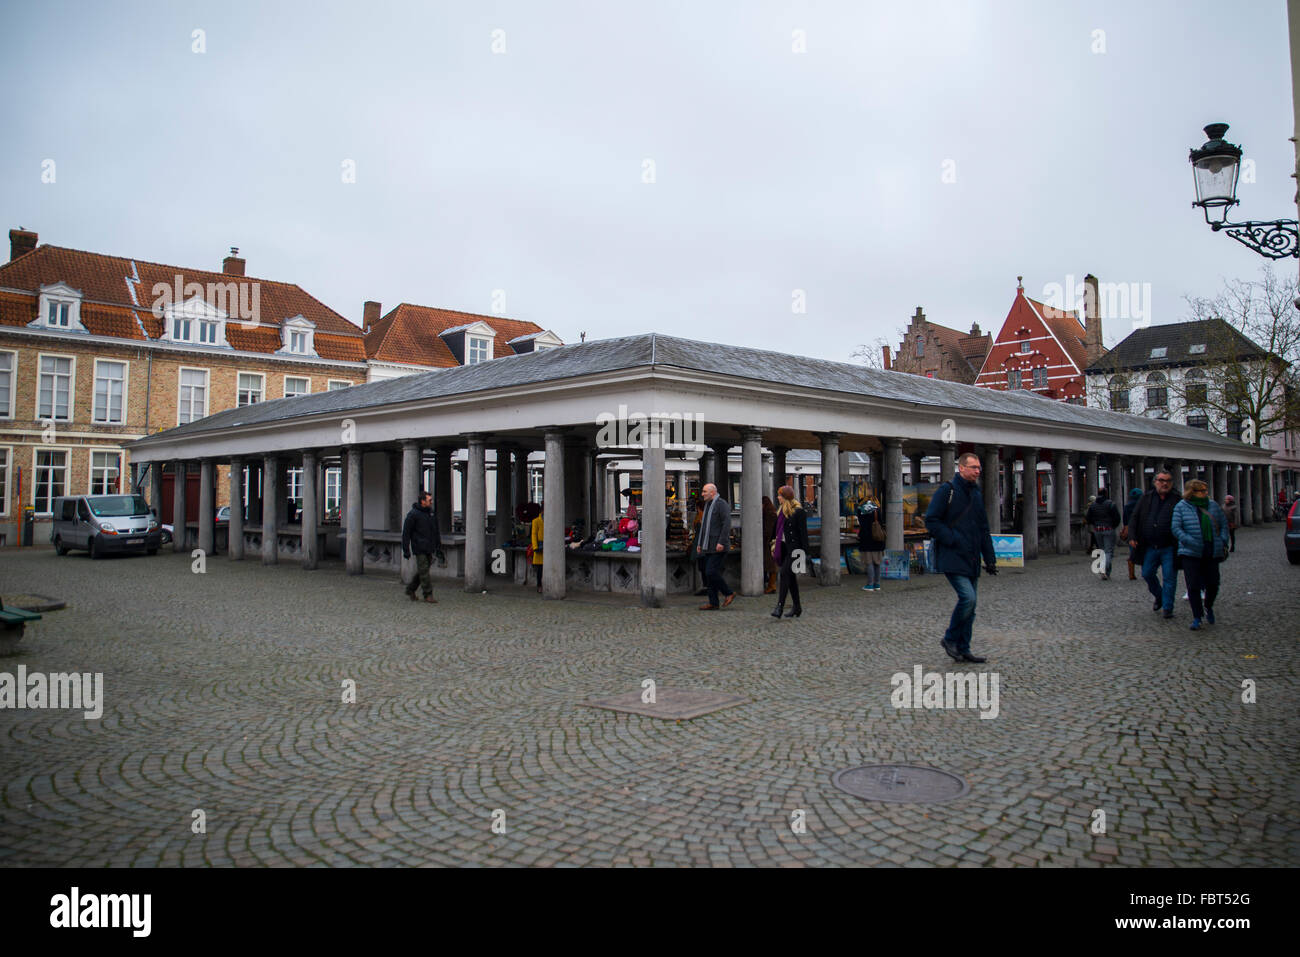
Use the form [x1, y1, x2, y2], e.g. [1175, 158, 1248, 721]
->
[9, 228, 37, 262]
[223, 248, 246, 276]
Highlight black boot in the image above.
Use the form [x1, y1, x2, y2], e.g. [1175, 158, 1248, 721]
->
[784, 605, 801, 618]
[771, 603, 784, 618]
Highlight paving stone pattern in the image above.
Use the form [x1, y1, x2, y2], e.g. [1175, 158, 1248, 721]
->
[0, 529, 1296, 867]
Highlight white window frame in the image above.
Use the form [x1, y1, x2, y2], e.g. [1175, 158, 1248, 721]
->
[37, 352, 76, 422]
[177, 366, 210, 425]
[31, 446, 71, 515]
[279, 315, 317, 357]
[92, 358, 129, 425]
[237, 371, 265, 407]
[0, 349, 15, 419]
[1020, 341, 1032, 354]
[88, 448, 124, 495]
[283, 375, 311, 398]
[325, 467, 341, 513]
[467, 335, 491, 365]
[0, 445, 11, 516]
[327, 379, 351, 391]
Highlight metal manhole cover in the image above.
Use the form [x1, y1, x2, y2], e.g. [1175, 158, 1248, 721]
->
[832, 764, 969, 804]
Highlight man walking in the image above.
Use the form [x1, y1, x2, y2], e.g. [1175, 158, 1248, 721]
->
[401, 490, 441, 603]
[692, 482, 735, 610]
[1085, 487, 1122, 580]
[1129, 470, 1179, 619]
[924, 452, 997, 663]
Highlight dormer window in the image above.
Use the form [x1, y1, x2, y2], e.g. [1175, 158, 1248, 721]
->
[33, 282, 86, 333]
[1188, 344, 1206, 355]
[279, 315, 316, 357]
[173, 317, 191, 340]
[1150, 347, 1167, 359]
[199, 319, 218, 344]
[163, 295, 229, 348]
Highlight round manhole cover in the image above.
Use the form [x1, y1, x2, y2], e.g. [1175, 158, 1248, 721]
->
[832, 765, 969, 804]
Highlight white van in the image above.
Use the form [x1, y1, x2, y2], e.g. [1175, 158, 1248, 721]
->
[50, 494, 162, 558]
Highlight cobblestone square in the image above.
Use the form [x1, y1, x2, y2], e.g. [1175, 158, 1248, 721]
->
[1, 529, 1296, 867]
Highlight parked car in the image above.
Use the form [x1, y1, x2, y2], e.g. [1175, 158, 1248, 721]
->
[1286, 500, 1300, 565]
[161, 508, 230, 547]
[50, 494, 161, 558]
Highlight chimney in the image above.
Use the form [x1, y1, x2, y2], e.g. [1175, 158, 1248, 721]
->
[969, 322, 981, 336]
[882, 345, 892, 370]
[9, 228, 37, 262]
[1083, 273, 1103, 364]
[363, 300, 381, 334]
[223, 247, 245, 276]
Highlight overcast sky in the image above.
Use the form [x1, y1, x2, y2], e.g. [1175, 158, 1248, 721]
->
[2, 0, 1294, 362]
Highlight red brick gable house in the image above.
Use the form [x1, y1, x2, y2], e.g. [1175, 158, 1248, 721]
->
[973, 278, 1099, 404]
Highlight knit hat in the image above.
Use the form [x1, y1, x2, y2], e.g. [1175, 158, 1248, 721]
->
[1128, 488, 1142, 502]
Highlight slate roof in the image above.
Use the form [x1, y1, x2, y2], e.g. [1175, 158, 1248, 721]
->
[138, 333, 1254, 452]
[1085, 318, 1268, 374]
[0, 244, 366, 361]
[364, 304, 547, 367]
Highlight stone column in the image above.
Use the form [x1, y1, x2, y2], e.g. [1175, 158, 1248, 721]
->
[345, 446, 363, 574]
[884, 438, 904, 551]
[260, 455, 277, 564]
[981, 446, 1001, 534]
[228, 457, 245, 560]
[1169, 458, 1184, 495]
[1085, 452, 1099, 505]
[1229, 465, 1243, 524]
[711, 443, 732, 503]
[513, 448, 528, 511]
[494, 445, 513, 556]
[1133, 457, 1146, 495]
[771, 446, 788, 502]
[640, 421, 667, 607]
[198, 459, 215, 556]
[740, 427, 766, 596]
[542, 430, 566, 599]
[302, 449, 320, 569]
[604, 462, 617, 524]
[1202, 461, 1214, 501]
[1254, 465, 1267, 523]
[435, 446, 453, 535]
[149, 463, 162, 519]
[1053, 450, 1070, 554]
[817, 432, 841, 585]
[1213, 462, 1228, 506]
[939, 444, 956, 484]
[1021, 448, 1039, 560]
[701, 449, 715, 488]
[464, 434, 487, 592]
[1106, 455, 1124, 505]
[171, 460, 187, 553]
[398, 441, 420, 582]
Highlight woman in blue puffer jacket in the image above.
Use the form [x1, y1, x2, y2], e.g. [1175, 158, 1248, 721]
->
[1171, 479, 1230, 631]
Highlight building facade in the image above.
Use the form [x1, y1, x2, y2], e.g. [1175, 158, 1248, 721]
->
[883, 306, 991, 384]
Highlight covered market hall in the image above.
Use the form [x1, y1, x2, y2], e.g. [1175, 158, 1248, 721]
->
[126, 333, 1276, 606]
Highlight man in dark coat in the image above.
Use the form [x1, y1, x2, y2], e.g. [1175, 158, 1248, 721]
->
[692, 483, 735, 610]
[924, 452, 997, 663]
[1129, 470, 1179, 618]
[1085, 487, 1122, 580]
[401, 490, 441, 603]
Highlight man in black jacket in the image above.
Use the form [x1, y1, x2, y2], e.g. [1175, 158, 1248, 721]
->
[1129, 470, 1178, 618]
[1085, 487, 1122, 580]
[401, 490, 441, 603]
[692, 483, 735, 610]
[924, 452, 997, 663]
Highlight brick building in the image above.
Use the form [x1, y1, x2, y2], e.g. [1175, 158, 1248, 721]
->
[0, 229, 368, 545]
[882, 306, 991, 385]
[973, 276, 1102, 403]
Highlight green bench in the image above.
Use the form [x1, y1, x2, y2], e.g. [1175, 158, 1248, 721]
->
[0, 598, 41, 638]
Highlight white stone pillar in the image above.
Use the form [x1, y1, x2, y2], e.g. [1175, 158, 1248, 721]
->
[640, 421, 667, 607]
[464, 434, 487, 592]
[817, 432, 841, 585]
[345, 447, 363, 574]
[981, 446, 1000, 534]
[399, 441, 420, 581]
[740, 427, 765, 596]
[171, 460, 187, 553]
[228, 458, 244, 561]
[261, 455, 278, 565]
[302, 449, 319, 569]
[197, 459, 215, 556]
[1053, 450, 1070, 554]
[884, 438, 904, 551]
[542, 430, 567, 599]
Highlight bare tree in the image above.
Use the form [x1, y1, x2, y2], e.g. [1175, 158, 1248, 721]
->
[851, 335, 893, 370]
[1180, 266, 1300, 446]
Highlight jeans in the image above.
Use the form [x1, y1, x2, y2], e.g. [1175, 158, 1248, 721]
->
[943, 573, 978, 655]
[1096, 529, 1116, 575]
[704, 551, 733, 607]
[866, 559, 881, 587]
[405, 553, 433, 597]
[1141, 545, 1177, 613]
[1181, 556, 1220, 620]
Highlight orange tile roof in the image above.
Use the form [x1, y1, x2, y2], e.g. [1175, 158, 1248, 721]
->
[365, 304, 547, 366]
[0, 243, 365, 360]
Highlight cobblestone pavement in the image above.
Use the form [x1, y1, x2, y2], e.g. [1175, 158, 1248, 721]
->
[1, 527, 1296, 867]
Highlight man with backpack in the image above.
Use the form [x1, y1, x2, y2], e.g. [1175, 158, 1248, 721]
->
[1085, 487, 1122, 580]
[924, 452, 997, 663]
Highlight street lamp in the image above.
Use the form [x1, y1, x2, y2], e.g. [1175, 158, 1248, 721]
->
[1188, 123, 1298, 259]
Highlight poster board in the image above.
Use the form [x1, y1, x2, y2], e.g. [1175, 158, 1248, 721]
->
[992, 534, 1024, 568]
[881, 548, 910, 580]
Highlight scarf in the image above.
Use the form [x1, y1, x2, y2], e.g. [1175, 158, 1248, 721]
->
[773, 511, 786, 563]
[1189, 495, 1214, 554]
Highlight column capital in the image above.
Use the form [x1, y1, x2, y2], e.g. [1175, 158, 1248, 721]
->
[813, 431, 842, 443]
[736, 426, 767, 442]
[462, 432, 487, 445]
[400, 439, 421, 452]
[882, 436, 903, 450]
